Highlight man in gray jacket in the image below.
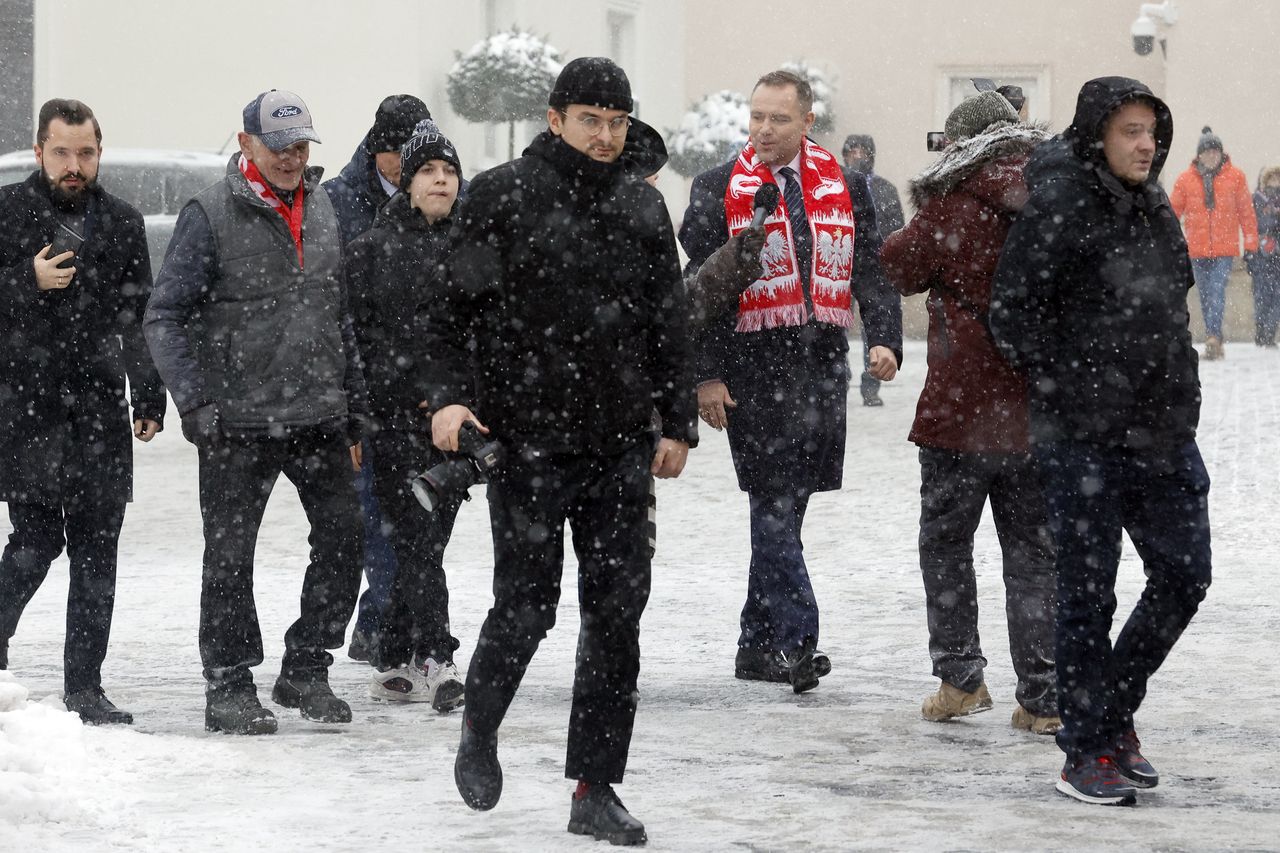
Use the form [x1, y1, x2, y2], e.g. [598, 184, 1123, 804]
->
[144, 90, 367, 735]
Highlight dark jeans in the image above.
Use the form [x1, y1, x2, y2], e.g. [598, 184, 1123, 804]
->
[1253, 267, 1280, 345]
[1034, 440, 1212, 758]
[369, 428, 461, 668]
[0, 499, 126, 693]
[917, 448, 1057, 715]
[197, 429, 363, 686]
[739, 492, 816, 653]
[860, 334, 880, 401]
[353, 438, 399, 638]
[464, 442, 652, 784]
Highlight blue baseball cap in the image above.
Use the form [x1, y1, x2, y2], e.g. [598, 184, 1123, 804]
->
[242, 89, 321, 151]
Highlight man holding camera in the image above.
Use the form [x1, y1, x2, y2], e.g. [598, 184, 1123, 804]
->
[680, 70, 902, 694]
[145, 90, 367, 735]
[423, 57, 696, 845]
[0, 98, 165, 725]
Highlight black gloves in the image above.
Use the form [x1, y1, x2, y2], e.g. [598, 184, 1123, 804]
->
[688, 226, 767, 327]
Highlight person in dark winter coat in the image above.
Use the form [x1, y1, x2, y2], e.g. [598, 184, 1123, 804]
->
[144, 90, 368, 736]
[347, 119, 466, 712]
[881, 92, 1058, 735]
[680, 70, 902, 694]
[843, 132, 905, 407]
[1247, 166, 1280, 346]
[322, 93, 431, 663]
[0, 99, 166, 725]
[430, 57, 696, 845]
[991, 77, 1211, 806]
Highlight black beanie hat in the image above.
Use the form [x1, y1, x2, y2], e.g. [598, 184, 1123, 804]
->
[549, 57, 633, 113]
[1197, 125, 1224, 155]
[399, 119, 462, 191]
[367, 94, 432, 154]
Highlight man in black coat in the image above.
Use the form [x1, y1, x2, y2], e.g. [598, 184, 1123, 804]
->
[680, 70, 902, 694]
[991, 77, 1211, 806]
[322, 94, 431, 664]
[0, 99, 165, 725]
[426, 57, 696, 845]
[145, 90, 367, 736]
[843, 132, 905, 406]
[347, 120, 466, 711]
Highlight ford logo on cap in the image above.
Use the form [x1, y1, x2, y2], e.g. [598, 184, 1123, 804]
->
[272, 105, 303, 119]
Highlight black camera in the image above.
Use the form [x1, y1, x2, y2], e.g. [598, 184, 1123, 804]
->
[410, 421, 504, 512]
[926, 131, 948, 152]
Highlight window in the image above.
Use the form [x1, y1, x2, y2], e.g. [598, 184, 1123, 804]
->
[606, 9, 636, 73]
[939, 67, 1049, 125]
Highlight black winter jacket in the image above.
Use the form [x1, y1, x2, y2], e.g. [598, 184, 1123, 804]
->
[323, 137, 391, 247]
[990, 76, 1201, 451]
[0, 172, 166, 503]
[348, 191, 452, 429]
[422, 131, 698, 454]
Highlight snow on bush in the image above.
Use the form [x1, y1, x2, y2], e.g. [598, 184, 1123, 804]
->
[667, 90, 750, 177]
[447, 29, 563, 160]
[781, 60, 836, 134]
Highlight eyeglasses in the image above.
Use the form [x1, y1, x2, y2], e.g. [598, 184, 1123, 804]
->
[563, 111, 630, 137]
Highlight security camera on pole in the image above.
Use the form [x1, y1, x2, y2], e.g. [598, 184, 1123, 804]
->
[1131, 0, 1177, 57]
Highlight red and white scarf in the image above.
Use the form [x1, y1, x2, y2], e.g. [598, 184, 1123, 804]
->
[724, 138, 856, 332]
[238, 153, 306, 267]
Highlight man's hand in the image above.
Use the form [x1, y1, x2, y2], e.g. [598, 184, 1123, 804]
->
[133, 419, 161, 442]
[697, 381, 737, 431]
[650, 438, 689, 479]
[349, 443, 363, 471]
[867, 346, 898, 381]
[432, 404, 489, 452]
[34, 245, 76, 291]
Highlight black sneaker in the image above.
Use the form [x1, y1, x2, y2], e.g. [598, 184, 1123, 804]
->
[64, 687, 133, 725]
[347, 629, 375, 664]
[205, 683, 277, 735]
[1055, 753, 1137, 805]
[568, 784, 647, 846]
[272, 673, 352, 723]
[733, 647, 789, 683]
[783, 641, 820, 694]
[1114, 730, 1159, 789]
[455, 718, 502, 811]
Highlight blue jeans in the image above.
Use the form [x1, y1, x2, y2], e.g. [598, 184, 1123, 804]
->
[1034, 441, 1211, 759]
[353, 438, 399, 637]
[1192, 256, 1233, 339]
[739, 493, 817, 653]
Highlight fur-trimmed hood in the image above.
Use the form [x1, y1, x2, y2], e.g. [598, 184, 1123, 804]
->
[909, 122, 1050, 210]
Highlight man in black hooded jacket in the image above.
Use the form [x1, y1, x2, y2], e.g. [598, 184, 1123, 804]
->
[423, 57, 696, 845]
[991, 77, 1211, 806]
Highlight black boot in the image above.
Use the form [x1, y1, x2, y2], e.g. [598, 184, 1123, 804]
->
[0, 637, 7, 669]
[733, 647, 789, 682]
[568, 784, 647, 846]
[206, 682, 277, 735]
[64, 687, 133, 725]
[784, 640, 820, 695]
[455, 718, 502, 810]
[272, 672, 352, 723]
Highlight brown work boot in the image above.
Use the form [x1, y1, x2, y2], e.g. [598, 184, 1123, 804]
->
[1205, 336, 1225, 360]
[921, 681, 993, 721]
[1011, 704, 1062, 735]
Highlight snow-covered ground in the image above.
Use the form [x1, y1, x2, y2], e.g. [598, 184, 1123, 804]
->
[2, 340, 1278, 852]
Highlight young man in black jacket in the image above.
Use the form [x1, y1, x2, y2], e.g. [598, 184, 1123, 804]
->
[424, 57, 697, 845]
[0, 99, 166, 725]
[347, 120, 465, 712]
[991, 77, 1212, 806]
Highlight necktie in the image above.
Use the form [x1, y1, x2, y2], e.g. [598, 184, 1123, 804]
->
[778, 166, 812, 285]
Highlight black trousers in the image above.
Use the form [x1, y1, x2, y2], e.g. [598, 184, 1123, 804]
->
[0, 499, 126, 694]
[465, 441, 652, 784]
[197, 429, 363, 686]
[917, 447, 1058, 715]
[369, 427, 461, 668]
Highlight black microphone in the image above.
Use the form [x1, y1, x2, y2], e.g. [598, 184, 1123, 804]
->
[749, 184, 780, 228]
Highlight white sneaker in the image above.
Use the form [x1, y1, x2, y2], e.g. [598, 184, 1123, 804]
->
[418, 656, 465, 712]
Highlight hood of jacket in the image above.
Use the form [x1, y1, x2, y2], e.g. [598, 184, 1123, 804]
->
[909, 122, 1049, 210]
[336, 134, 378, 193]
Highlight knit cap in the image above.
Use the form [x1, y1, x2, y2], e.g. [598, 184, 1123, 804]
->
[399, 119, 462, 191]
[945, 91, 1019, 143]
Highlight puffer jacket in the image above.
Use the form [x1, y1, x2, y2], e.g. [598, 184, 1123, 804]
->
[1170, 155, 1258, 258]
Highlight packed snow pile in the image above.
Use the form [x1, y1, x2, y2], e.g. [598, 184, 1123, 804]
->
[0, 672, 96, 832]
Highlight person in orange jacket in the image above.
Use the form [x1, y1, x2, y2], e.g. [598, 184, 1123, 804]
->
[1170, 126, 1259, 360]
